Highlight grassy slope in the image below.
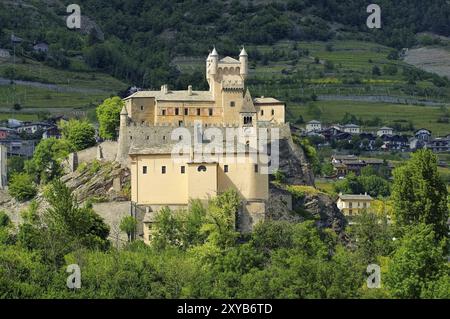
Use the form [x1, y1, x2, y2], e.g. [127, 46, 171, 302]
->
[0, 57, 128, 117]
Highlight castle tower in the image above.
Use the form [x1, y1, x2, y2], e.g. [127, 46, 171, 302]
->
[115, 105, 130, 165]
[239, 47, 248, 80]
[206, 47, 218, 93]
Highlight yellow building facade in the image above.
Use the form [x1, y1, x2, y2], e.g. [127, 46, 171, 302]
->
[123, 48, 285, 243]
[123, 48, 285, 126]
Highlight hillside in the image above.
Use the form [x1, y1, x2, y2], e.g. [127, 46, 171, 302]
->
[0, 0, 449, 129]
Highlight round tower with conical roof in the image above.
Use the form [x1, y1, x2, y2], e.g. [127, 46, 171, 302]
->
[115, 105, 130, 165]
[239, 46, 248, 79]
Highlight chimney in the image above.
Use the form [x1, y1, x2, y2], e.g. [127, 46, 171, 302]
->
[188, 85, 192, 96]
[161, 84, 168, 94]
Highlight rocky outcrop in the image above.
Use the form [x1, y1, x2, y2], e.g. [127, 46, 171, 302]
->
[267, 184, 347, 241]
[278, 137, 315, 186]
[60, 161, 130, 203]
[276, 123, 315, 186]
[300, 192, 347, 241]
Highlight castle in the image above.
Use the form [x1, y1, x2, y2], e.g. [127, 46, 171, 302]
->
[117, 48, 288, 244]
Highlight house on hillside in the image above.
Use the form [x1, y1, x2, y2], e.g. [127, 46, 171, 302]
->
[0, 138, 37, 157]
[427, 136, 450, 153]
[305, 120, 322, 132]
[331, 155, 387, 177]
[0, 127, 18, 140]
[336, 193, 373, 217]
[381, 134, 409, 151]
[377, 126, 394, 137]
[0, 49, 10, 59]
[414, 128, 432, 141]
[33, 42, 49, 53]
[16, 122, 54, 135]
[343, 124, 361, 134]
[42, 126, 61, 139]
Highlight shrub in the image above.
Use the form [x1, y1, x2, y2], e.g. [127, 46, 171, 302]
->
[8, 173, 37, 201]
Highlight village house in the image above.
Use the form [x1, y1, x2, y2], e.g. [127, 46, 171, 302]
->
[427, 135, 450, 153]
[0, 49, 10, 59]
[33, 42, 49, 53]
[331, 154, 386, 177]
[336, 193, 373, 217]
[16, 122, 54, 134]
[377, 126, 394, 137]
[305, 120, 322, 132]
[414, 128, 432, 141]
[343, 124, 361, 134]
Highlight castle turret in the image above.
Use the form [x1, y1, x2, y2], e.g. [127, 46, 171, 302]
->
[210, 47, 218, 75]
[239, 47, 248, 79]
[120, 105, 128, 127]
[116, 105, 129, 165]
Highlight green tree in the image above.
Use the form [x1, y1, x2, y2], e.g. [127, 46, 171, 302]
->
[42, 180, 110, 261]
[391, 149, 448, 239]
[120, 215, 137, 242]
[0, 211, 10, 228]
[8, 173, 37, 201]
[385, 223, 448, 298]
[201, 189, 241, 249]
[372, 65, 381, 76]
[151, 207, 182, 250]
[59, 119, 96, 151]
[321, 162, 334, 177]
[96, 96, 124, 140]
[24, 138, 73, 184]
[349, 210, 394, 265]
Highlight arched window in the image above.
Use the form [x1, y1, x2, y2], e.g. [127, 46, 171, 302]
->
[197, 165, 207, 172]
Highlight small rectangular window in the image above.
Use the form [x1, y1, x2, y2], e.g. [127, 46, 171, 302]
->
[181, 166, 185, 174]
[140, 105, 144, 110]
[162, 109, 166, 116]
[224, 165, 228, 173]
[184, 108, 188, 116]
[230, 101, 235, 107]
[143, 166, 147, 174]
[261, 110, 264, 116]
[175, 108, 179, 115]
[209, 108, 213, 116]
[271, 109, 275, 116]
[197, 108, 201, 116]
[254, 164, 258, 173]
[162, 166, 166, 174]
